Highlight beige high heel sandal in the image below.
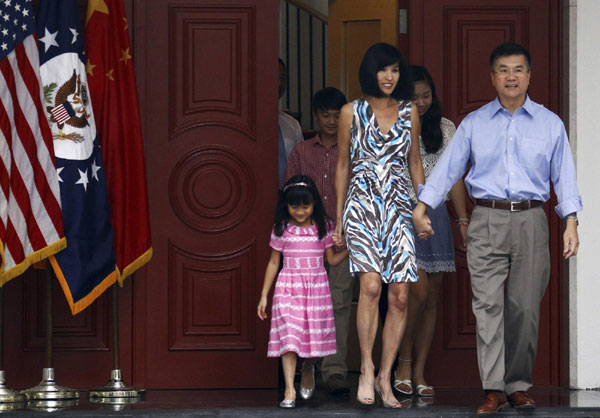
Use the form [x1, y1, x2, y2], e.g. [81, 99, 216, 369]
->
[356, 374, 375, 405]
[374, 381, 403, 408]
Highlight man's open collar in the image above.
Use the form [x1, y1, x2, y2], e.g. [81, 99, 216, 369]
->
[489, 96, 536, 118]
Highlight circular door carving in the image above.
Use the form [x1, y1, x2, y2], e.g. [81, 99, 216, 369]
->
[169, 146, 254, 232]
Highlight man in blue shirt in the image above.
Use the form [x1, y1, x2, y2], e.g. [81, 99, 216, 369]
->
[413, 43, 581, 415]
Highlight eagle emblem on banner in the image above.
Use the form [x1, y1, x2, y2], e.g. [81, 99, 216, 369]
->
[45, 68, 90, 143]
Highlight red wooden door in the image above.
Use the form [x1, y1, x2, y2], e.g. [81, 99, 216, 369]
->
[409, 0, 564, 386]
[131, 0, 279, 388]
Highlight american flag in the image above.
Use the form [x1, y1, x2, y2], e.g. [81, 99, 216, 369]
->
[0, 0, 65, 284]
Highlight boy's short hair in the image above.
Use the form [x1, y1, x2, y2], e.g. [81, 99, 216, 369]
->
[312, 87, 347, 113]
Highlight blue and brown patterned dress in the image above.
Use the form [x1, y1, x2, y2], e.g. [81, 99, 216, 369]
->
[343, 98, 417, 283]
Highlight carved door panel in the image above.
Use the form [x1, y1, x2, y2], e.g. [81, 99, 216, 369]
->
[132, 0, 279, 388]
[409, 0, 564, 386]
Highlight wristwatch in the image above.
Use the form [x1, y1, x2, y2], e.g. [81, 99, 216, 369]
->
[566, 214, 579, 226]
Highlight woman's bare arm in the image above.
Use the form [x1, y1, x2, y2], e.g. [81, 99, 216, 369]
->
[333, 102, 353, 246]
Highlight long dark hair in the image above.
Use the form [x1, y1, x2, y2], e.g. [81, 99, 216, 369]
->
[408, 65, 443, 154]
[358, 43, 412, 101]
[274, 175, 328, 239]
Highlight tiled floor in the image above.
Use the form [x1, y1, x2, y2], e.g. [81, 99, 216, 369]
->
[2, 373, 600, 417]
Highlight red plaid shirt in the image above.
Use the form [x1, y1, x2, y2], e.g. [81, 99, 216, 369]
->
[284, 133, 338, 221]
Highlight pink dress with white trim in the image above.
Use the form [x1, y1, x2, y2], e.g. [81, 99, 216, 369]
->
[267, 224, 337, 358]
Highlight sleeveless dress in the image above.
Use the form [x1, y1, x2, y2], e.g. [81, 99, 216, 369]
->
[343, 98, 418, 283]
[267, 224, 337, 358]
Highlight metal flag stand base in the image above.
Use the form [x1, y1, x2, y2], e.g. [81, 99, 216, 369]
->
[89, 369, 142, 399]
[22, 368, 79, 401]
[22, 269, 79, 402]
[26, 398, 78, 413]
[0, 371, 25, 405]
[89, 283, 143, 403]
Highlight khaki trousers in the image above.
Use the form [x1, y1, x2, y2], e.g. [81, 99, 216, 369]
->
[321, 257, 354, 381]
[466, 205, 550, 394]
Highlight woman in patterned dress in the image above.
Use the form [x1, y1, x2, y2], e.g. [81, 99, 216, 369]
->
[334, 43, 425, 408]
[392, 65, 469, 399]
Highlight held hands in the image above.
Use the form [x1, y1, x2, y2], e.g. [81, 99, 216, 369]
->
[333, 219, 345, 247]
[412, 202, 434, 239]
[257, 296, 268, 320]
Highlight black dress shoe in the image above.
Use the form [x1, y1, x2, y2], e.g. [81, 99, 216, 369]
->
[325, 374, 350, 394]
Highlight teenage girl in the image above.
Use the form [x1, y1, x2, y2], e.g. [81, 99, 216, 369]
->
[392, 65, 468, 398]
[257, 175, 348, 408]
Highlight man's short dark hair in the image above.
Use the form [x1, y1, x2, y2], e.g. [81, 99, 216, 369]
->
[358, 43, 412, 100]
[312, 87, 347, 113]
[489, 42, 531, 71]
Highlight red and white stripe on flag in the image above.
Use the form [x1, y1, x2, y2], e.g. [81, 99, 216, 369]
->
[0, 33, 66, 285]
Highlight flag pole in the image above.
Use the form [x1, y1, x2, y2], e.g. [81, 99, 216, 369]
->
[0, 285, 26, 405]
[22, 268, 79, 401]
[89, 282, 143, 403]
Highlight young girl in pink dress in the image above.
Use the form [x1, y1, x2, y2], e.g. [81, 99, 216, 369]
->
[257, 175, 348, 408]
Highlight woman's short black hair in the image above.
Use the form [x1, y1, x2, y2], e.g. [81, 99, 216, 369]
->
[358, 43, 412, 100]
[489, 42, 531, 71]
[408, 65, 443, 154]
[312, 87, 347, 113]
[274, 175, 328, 239]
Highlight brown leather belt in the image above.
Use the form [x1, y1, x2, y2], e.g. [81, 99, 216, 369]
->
[475, 199, 543, 212]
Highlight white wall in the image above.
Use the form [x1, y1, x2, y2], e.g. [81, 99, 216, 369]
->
[570, 0, 600, 389]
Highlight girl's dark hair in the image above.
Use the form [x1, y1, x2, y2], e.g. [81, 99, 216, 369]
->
[274, 175, 328, 239]
[358, 43, 412, 101]
[408, 65, 443, 154]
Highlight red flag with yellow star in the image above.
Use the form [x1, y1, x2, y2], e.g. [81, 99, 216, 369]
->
[85, 0, 152, 283]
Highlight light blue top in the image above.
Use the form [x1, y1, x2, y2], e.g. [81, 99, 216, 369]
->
[418, 96, 582, 218]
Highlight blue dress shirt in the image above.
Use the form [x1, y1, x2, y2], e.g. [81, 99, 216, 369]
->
[419, 96, 582, 218]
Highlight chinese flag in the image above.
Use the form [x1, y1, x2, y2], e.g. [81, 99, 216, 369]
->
[85, 0, 152, 283]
